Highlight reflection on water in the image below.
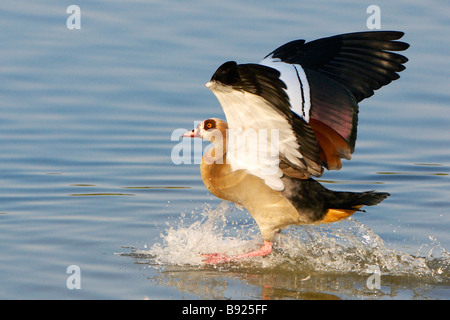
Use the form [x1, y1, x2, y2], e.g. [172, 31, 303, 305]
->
[68, 185, 191, 196]
[377, 172, 448, 176]
[146, 265, 448, 300]
[126, 201, 449, 299]
[69, 193, 134, 196]
[121, 186, 191, 189]
[374, 163, 449, 177]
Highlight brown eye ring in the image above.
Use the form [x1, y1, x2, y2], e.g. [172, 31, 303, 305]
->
[204, 120, 215, 130]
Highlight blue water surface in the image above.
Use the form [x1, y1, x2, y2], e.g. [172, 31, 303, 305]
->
[0, 0, 448, 299]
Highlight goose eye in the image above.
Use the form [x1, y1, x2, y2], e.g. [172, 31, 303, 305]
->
[205, 121, 214, 129]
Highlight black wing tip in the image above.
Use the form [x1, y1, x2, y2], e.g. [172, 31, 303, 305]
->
[341, 30, 410, 52]
[310, 31, 409, 102]
[335, 30, 405, 42]
[340, 30, 404, 38]
[210, 61, 239, 86]
[265, 39, 306, 60]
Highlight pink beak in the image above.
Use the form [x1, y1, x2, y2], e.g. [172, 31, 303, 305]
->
[182, 127, 201, 138]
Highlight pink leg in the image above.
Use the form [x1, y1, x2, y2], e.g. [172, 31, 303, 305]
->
[202, 241, 273, 264]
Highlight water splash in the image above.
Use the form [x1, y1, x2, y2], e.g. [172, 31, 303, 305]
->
[145, 202, 261, 266]
[142, 202, 449, 282]
[272, 222, 449, 280]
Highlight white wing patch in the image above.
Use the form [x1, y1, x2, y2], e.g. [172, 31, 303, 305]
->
[206, 81, 304, 191]
[260, 55, 311, 122]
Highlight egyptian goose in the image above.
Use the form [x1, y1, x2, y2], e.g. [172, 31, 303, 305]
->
[183, 31, 409, 264]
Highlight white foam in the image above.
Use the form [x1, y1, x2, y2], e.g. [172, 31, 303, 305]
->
[144, 202, 262, 266]
[142, 203, 449, 281]
[272, 221, 441, 277]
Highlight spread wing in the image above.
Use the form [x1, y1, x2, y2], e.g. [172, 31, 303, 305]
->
[206, 62, 322, 191]
[261, 31, 409, 169]
[207, 31, 409, 191]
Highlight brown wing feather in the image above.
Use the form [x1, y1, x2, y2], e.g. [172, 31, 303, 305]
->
[309, 118, 352, 170]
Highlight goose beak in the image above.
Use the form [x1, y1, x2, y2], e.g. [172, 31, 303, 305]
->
[182, 127, 201, 138]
